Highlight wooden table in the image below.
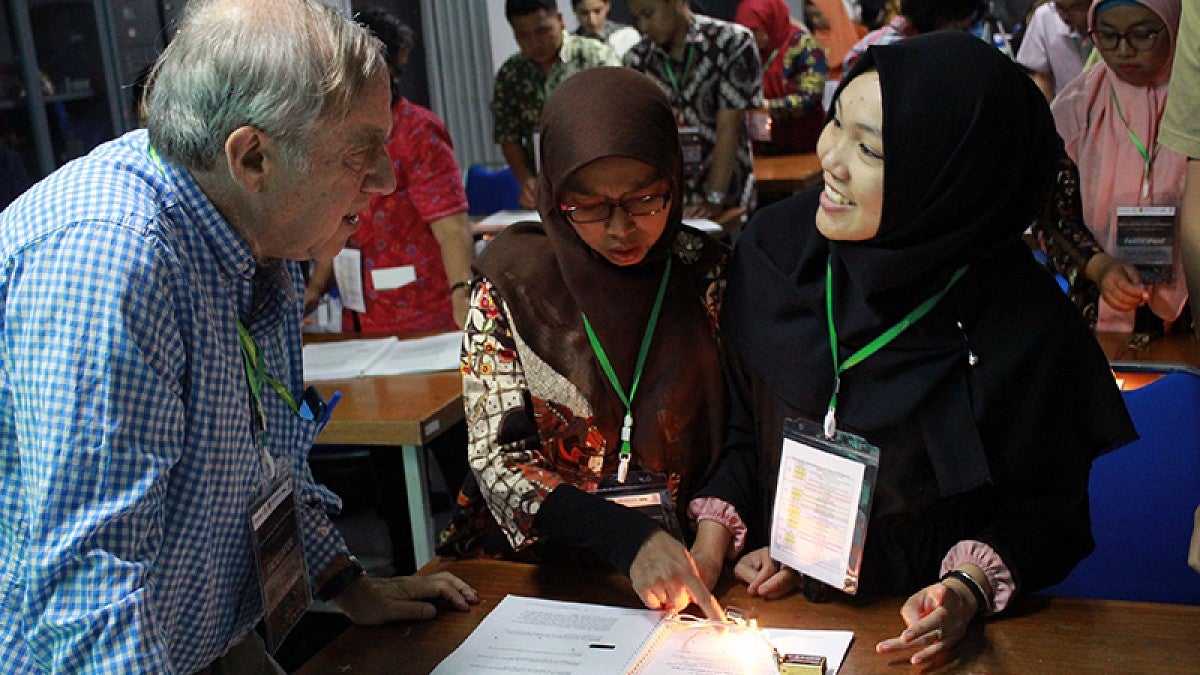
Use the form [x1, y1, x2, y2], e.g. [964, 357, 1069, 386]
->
[308, 369, 463, 569]
[298, 558, 1200, 674]
[1095, 331, 1200, 390]
[754, 152, 822, 194]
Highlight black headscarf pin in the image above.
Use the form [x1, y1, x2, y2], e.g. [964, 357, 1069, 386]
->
[956, 321, 980, 366]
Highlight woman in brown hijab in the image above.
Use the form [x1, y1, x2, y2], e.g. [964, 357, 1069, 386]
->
[436, 67, 727, 618]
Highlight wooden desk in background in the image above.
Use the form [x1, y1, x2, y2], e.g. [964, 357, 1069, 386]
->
[753, 152, 822, 194]
[298, 558, 1200, 674]
[308, 368, 463, 570]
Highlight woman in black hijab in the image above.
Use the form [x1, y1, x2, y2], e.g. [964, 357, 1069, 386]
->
[437, 67, 727, 618]
[691, 31, 1136, 663]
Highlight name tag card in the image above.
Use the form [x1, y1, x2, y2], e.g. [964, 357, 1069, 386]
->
[594, 470, 684, 541]
[770, 417, 880, 595]
[1116, 205, 1177, 284]
[249, 477, 311, 652]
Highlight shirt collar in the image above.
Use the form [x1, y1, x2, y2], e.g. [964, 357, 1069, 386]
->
[144, 135, 259, 285]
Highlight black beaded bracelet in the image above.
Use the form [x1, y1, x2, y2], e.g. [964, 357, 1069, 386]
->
[450, 279, 472, 293]
[940, 569, 988, 616]
[317, 554, 365, 602]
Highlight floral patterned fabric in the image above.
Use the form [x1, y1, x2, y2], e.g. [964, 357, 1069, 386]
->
[759, 28, 828, 154]
[436, 231, 725, 560]
[345, 98, 468, 335]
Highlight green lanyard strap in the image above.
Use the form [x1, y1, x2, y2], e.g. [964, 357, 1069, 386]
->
[1109, 83, 1159, 199]
[237, 320, 300, 442]
[581, 257, 673, 482]
[824, 259, 968, 437]
[663, 45, 696, 101]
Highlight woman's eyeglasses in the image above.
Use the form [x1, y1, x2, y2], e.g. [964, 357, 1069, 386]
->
[560, 193, 670, 224]
[1090, 25, 1165, 52]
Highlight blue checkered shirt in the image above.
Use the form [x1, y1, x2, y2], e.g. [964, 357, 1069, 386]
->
[0, 130, 347, 673]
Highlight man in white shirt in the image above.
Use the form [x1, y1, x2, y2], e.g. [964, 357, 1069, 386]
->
[1016, 0, 1093, 100]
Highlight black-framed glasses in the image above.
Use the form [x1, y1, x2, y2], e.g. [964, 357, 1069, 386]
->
[1090, 25, 1166, 52]
[559, 193, 670, 224]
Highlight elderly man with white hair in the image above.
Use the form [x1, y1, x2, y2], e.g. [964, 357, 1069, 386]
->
[0, 0, 477, 672]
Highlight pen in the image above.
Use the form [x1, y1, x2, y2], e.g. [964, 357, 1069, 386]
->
[319, 390, 342, 428]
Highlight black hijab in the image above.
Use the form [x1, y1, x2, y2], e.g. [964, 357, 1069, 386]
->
[723, 31, 1134, 496]
[474, 66, 726, 499]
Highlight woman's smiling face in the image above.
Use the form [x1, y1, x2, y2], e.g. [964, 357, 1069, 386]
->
[815, 71, 885, 242]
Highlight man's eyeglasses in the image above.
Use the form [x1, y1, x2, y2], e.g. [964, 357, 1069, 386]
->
[560, 193, 670, 224]
[1090, 25, 1166, 52]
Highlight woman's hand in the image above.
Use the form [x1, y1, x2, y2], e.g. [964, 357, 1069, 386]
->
[630, 530, 725, 620]
[1087, 253, 1148, 311]
[875, 577, 977, 665]
[733, 546, 799, 599]
[1189, 504, 1200, 574]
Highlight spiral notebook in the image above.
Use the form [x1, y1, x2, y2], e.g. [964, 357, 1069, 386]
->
[432, 595, 853, 674]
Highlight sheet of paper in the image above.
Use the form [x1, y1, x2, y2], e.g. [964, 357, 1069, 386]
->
[331, 248, 365, 313]
[631, 622, 853, 675]
[763, 628, 855, 675]
[361, 331, 461, 376]
[681, 218, 723, 235]
[771, 435, 867, 590]
[473, 209, 541, 234]
[432, 595, 661, 674]
[301, 337, 397, 381]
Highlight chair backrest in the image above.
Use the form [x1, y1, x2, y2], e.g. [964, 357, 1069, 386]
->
[465, 164, 521, 216]
[1041, 368, 1200, 604]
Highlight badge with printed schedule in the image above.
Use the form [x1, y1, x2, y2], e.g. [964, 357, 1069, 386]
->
[248, 476, 312, 652]
[769, 417, 880, 595]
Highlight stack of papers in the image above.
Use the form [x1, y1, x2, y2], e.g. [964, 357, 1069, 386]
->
[302, 332, 461, 381]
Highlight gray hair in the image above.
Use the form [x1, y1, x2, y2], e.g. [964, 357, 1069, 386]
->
[147, 0, 385, 172]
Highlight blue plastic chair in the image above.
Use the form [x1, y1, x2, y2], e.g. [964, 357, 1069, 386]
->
[465, 164, 521, 216]
[1041, 367, 1200, 604]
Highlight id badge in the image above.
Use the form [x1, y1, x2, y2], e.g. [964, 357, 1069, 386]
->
[248, 476, 311, 652]
[1115, 205, 1177, 284]
[678, 126, 704, 193]
[593, 470, 685, 541]
[769, 417, 880, 595]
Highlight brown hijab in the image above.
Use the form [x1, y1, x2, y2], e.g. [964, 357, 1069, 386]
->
[474, 66, 725, 507]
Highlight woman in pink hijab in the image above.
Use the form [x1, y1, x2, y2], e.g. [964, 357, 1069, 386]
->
[1050, 0, 1187, 333]
[735, 0, 828, 154]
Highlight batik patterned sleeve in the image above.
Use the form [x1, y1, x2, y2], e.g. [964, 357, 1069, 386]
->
[460, 278, 560, 549]
[3, 223, 183, 673]
[491, 59, 527, 145]
[720, 25, 764, 111]
[769, 32, 828, 118]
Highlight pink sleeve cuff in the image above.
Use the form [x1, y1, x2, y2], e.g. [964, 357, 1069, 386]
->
[941, 540, 1016, 615]
[687, 498, 748, 558]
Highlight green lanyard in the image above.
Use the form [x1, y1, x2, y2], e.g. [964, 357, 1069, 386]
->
[663, 45, 695, 101]
[581, 257, 672, 483]
[1109, 83, 1159, 199]
[824, 258, 968, 437]
[762, 48, 780, 72]
[237, 320, 299, 447]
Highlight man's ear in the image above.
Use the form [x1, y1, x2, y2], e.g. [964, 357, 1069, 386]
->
[225, 126, 269, 193]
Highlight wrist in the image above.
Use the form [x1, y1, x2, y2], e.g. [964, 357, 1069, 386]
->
[450, 279, 472, 294]
[941, 568, 989, 617]
[317, 554, 366, 602]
